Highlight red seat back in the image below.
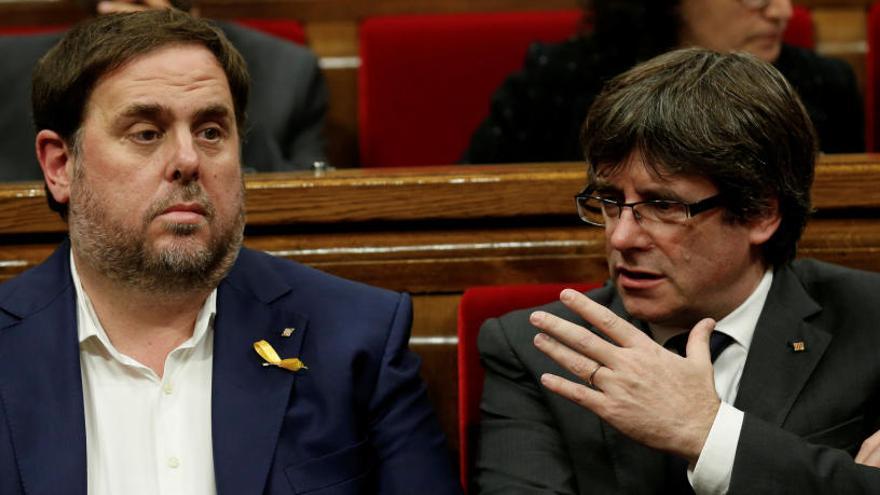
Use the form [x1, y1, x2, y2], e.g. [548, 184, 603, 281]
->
[783, 5, 815, 50]
[868, 2, 880, 150]
[0, 24, 68, 36]
[358, 10, 582, 167]
[234, 18, 307, 45]
[456, 281, 602, 492]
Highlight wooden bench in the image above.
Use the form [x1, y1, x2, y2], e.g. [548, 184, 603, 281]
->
[1, 154, 879, 456]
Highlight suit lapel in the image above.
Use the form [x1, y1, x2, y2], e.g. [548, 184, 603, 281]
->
[734, 264, 829, 426]
[0, 244, 87, 495]
[212, 252, 309, 495]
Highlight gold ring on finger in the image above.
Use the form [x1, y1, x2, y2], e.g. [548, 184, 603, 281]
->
[587, 363, 602, 389]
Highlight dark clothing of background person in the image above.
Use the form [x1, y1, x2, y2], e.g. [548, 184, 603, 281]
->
[463, 39, 864, 164]
[0, 21, 327, 181]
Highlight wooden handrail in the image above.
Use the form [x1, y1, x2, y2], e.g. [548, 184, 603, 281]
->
[1, 156, 879, 235]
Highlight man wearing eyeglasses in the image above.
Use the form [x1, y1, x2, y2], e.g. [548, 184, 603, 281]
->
[477, 47, 880, 494]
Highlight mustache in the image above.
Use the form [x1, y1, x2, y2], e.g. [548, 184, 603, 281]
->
[143, 182, 216, 223]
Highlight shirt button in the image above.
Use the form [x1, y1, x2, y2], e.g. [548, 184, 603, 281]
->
[168, 457, 180, 469]
[163, 383, 173, 395]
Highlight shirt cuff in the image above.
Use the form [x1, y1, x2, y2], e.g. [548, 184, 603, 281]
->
[688, 401, 744, 495]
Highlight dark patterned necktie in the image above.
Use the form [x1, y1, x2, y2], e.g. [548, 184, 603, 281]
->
[664, 330, 734, 362]
[662, 330, 735, 494]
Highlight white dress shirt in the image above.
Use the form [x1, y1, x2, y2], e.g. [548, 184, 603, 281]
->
[652, 270, 774, 495]
[72, 254, 218, 495]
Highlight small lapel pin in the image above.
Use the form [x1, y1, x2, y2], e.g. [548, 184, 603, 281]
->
[254, 340, 307, 372]
[789, 340, 806, 352]
[281, 327, 295, 338]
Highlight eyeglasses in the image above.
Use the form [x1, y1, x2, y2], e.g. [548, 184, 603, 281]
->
[739, 0, 771, 9]
[574, 188, 724, 227]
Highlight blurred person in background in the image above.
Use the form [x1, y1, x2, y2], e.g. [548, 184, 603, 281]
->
[463, 0, 864, 164]
[0, 0, 327, 181]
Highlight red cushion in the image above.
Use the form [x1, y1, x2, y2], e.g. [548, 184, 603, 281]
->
[359, 10, 582, 167]
[0, 24, 68, 36]
[868, 2, 880, 151]
[456, 281, 602, 492]
[234, 18, 307, 45]
[783, 5, 815, 50]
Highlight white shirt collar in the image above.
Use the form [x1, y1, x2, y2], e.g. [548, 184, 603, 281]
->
[650, 269, 774, 349]
[70, 251, 217, 359]
[712, 269, 773, 352]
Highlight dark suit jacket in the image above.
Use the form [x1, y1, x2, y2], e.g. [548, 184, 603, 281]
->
[0, 243, 461, 495]
[477, 259, 880, 494]
[0, 21, 327, 182]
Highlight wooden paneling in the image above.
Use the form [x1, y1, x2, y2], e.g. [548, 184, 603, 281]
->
[0, 157, 879, 463]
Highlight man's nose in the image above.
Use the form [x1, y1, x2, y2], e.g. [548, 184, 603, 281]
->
[165, 130, 200, 183]
[606, 208, 652, 251]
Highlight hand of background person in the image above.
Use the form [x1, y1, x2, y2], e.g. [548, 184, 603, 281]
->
[96, 0, 193, 14]
[856, 430, 880, 467]
[531, 288, 719, 464]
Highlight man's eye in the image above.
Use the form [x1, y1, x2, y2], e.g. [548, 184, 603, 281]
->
[652, 201, 674, 211]
[133, 129, 161, 142]
[199, 127, 223, 141]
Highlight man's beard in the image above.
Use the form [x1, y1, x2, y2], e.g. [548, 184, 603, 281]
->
[68, 163, 245, 295]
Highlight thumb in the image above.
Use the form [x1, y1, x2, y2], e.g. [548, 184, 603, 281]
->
[685, 318, 716, 363]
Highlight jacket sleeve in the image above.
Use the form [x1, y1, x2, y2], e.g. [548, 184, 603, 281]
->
[476, 316, 577, 494]
[0, 395, 23, 495]
[368, 292, 462, 495]
[282, 47, 328, 169]
[730, 413, 880, 493]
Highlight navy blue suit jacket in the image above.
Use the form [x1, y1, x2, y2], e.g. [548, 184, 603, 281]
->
[0, 243, 461, 494]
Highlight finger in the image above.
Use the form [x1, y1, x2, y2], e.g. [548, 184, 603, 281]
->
[540, 372, 604, 409]
[530, 310, 621, 367]
[684, 318, 716, 363]
[856, 430, 880, 463]
[533, 332, 601, 381]
[558, 288, 651, 348]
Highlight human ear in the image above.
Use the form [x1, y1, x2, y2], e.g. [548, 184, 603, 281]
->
[36, 129, 74, 206]
[747, 197, 782, 245]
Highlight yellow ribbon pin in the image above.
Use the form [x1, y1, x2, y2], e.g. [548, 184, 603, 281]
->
[253, 340, 307, 372]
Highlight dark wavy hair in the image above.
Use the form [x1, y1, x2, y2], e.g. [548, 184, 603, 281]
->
[581, 48, 817, 267]
[32, 9, 249, 218]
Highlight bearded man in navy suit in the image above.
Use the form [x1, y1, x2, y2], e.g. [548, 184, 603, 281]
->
[0, 10, 460, 495]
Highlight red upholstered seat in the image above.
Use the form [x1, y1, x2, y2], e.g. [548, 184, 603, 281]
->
[0, 24, 68, 36]
[358, 10, 582, 167]
[868, 2, 880, 150]
[234, 18, 307, 45]
[783, 5, 816, 50]
[456, 281, 602, 492]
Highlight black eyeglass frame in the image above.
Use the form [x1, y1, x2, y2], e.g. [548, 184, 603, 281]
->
[574, 187, 725, 227]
